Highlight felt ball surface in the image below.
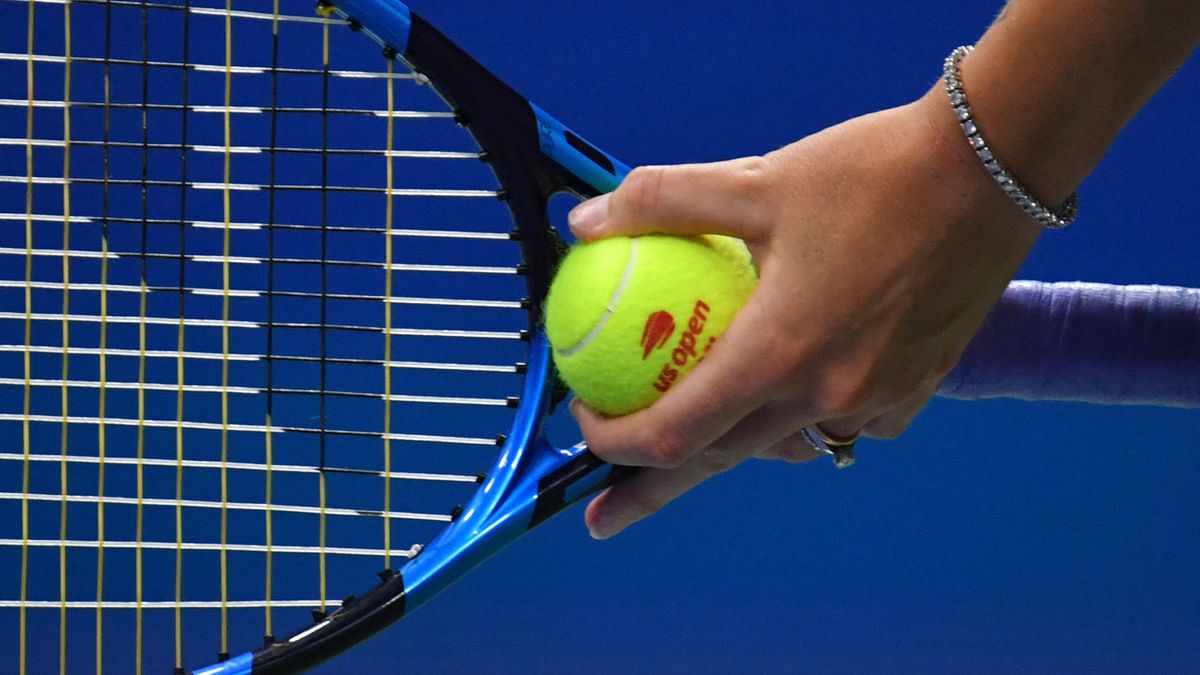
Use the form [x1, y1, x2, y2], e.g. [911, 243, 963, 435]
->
[544, 234, 757, 416]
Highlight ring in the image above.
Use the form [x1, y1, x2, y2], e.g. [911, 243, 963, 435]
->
[800, 424, 859, 469]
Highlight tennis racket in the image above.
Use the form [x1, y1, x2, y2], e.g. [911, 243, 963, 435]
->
[2, 1, 1197, 673]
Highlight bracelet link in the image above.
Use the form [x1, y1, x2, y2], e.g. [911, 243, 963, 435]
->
[943, 45, 1079, 229]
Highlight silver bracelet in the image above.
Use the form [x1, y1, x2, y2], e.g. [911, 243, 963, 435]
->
[943, 45, 1079, 229]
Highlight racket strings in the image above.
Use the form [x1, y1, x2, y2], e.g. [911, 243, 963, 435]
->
[0, 213, 515, 239]
[1, 0, 528, 670]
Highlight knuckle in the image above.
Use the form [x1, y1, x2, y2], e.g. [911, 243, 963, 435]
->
[728, 156, 771, 199]
[641, 423, 691, 468]
[812, 373, 872, 419]
[616, 165, 667, 219]
[756, 334, 814, 399]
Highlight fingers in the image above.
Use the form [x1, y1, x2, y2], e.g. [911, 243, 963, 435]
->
[584, 397, 845, 538]
[570, 297, 792, 469]
[584, 442, 758, 539]
[581, 392, 819, 538]
[568, 158, 771, 242]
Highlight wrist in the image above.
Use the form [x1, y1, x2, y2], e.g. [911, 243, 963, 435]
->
[955, 40, 1094, 207]
[956, 0, 1200, 208]
[909, 86, 1044, 252]
[944, 46, 1078, 230]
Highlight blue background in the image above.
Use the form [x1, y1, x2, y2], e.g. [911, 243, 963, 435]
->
[0, 1, 1196, 672]
[355, 2, 1200, 673]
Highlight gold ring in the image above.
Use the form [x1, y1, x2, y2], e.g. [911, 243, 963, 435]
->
[800, 424, 859, 469]
[813, 424, 860, 448]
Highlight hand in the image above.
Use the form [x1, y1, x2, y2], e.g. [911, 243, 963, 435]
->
[568, 88, 1043, 539]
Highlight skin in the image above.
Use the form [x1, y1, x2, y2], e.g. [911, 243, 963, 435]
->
[567, 0, 1200, 540]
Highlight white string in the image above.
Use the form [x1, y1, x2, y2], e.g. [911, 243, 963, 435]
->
[0, 345, 523, 372]
[0, 174, 499, 197]
[0, 0, 341, 26]
[0, 539, 425, 559]
[0, 413, 499, 446]
[0, 247, 519, 273]
[0, 137, 482, 161]
[0, 452, 481, 483]
[0, 51, 417, 79]
[0, 492, 454, 522]
[0, 378, 513, 407]
[4, 600, 370, 610]
[0, 280, 524, 309]
[0, 211, 513, 239]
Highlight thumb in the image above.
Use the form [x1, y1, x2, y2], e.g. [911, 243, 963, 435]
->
[568, 157, 770, 241]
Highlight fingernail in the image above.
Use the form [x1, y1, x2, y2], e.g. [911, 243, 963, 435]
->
[569, 397, 599, 423]
[568, 194, 610, 235]
[587, 516, 613, 540]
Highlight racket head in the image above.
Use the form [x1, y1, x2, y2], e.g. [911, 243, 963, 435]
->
[0, 0, 627, 672]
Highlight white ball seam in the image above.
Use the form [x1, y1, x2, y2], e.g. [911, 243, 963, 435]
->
[553, 237, 639, 358]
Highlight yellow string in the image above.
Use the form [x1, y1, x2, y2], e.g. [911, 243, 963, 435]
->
[219, 0, 233, 656]
[172, 287, 184, 670]
[264, 0, 280, 641]
[20, 2, 37, 672]
[172, 5, 187, 659]
[134, 190, 149, 675]
[95, 17, 112, 672]
[95, 164, 108, 675]
[383, 58, 395, 570]
[131, 14, 148, 667]
[318, 21, 330, 613]
[59, 3, 72, 673]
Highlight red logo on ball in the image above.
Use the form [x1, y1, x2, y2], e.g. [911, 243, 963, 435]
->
[641, 311, 675, 359]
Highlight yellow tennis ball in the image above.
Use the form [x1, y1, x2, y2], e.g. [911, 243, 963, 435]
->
[545, 234, 757, 417]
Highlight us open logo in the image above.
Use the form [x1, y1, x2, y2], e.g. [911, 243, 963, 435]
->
[641, 300, 717, 393]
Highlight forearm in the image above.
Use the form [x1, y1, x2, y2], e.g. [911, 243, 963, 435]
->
[954, 0, 1200, 205]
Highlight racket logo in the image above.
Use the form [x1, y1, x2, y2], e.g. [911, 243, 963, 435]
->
[641, 310, 676, 359]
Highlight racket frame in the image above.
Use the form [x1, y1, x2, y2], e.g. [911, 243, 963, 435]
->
[199, 1, 630, 671]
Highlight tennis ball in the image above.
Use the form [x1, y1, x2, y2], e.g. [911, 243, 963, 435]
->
[545, 234, 757, 417]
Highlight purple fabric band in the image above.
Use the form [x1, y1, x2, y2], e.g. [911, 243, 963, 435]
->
[939, 281, 1200, 408]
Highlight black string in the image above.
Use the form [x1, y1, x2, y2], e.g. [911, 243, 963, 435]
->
[16, 175, 404, 194]
[56, 250, 469, 271]
[24, 99, 392, 116]
[12, 53, 376, 78]
[262, 0, 283, 646]
[97, 0, 112, 666]
[14, 214, 475, 237]
[319, 32, 331, 482]
[37, 138, 420, 158]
